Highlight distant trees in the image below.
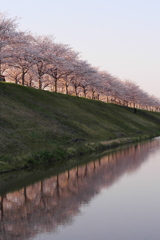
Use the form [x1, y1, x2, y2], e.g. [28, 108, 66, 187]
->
[0, 11, 160, 112]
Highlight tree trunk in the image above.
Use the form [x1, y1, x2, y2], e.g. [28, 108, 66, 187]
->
[133, 103, 137, 113]
[39, 79, 42, 89]
[92, 90, 95, 100]
[0, 59, 1, 76]
[65, 84, 69, 94]
[83, 87, 87, 98]
[54, 78, 58, 92]
[106, 96, 109, 102]
[75, 86, 78, 96]
[21, 71, 25, 85]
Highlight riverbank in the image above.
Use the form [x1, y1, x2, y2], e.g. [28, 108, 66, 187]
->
[1, 82, 160, 173]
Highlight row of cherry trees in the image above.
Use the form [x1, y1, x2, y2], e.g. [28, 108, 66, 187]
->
[1, 12, 160, 112]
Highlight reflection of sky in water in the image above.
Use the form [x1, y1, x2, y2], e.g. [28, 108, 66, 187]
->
[1, 138, 160, 240]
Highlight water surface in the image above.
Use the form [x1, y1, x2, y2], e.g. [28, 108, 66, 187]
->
[0, 138, 160, 240]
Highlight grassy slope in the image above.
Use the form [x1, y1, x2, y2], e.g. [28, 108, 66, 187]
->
[1, 82, 160, 171]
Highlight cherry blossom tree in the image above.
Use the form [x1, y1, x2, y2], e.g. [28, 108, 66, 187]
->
[77, 61, 98, 98]
[0, 12, 19, 74]
[32, 36, 54, 89]
[124, 80, 148, 113]
[6, 33, 36, 85]
[46, 42, 79, 93]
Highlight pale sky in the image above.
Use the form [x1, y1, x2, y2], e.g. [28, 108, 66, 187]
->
[1, 0, 160, 98]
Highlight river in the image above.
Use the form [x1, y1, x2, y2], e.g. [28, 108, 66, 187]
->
[0, 137, 160, 240]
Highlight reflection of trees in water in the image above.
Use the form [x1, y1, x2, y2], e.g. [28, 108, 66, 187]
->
[0, 139, 160, 240]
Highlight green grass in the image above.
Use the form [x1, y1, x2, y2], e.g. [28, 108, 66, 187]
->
[1, 82, 160, 172]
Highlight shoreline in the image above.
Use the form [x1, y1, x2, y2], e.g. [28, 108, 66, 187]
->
[0, 133, 159, 174]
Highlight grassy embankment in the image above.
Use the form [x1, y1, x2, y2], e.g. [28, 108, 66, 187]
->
[1, 82, 160, 172]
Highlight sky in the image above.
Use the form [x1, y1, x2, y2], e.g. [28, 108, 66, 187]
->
[1, 0, 160, 98]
